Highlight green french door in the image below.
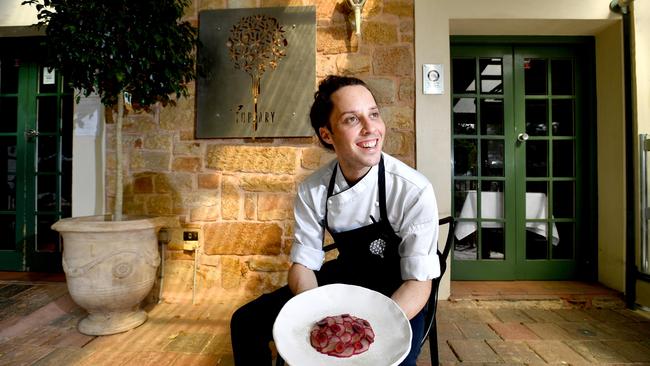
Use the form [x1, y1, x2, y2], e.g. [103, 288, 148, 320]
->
[450, 39, 596, 280]
[0, 39, 72, 272]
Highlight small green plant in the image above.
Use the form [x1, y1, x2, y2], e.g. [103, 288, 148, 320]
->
[23, 0, 197, 220]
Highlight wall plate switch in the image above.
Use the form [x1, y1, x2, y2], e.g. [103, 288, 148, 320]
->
[423, 64, 444, 95]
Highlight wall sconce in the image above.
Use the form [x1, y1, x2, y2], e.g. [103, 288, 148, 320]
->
[346, 0, 367, 35]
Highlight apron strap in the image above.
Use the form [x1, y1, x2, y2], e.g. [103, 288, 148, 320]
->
[322, 155, 387, 251]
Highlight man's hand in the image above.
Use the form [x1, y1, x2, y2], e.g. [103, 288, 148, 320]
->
[288, 263, 318, 295]
[391, 279, 432, 319]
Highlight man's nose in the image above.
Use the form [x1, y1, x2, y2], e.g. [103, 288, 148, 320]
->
[360, 115, 377, 134]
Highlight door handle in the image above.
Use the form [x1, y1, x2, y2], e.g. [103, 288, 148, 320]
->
[25, 129, 39, 140]
[517, 132, 529, 142]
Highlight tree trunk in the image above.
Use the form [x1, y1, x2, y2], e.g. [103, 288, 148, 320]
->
[115, 91, 124, 221]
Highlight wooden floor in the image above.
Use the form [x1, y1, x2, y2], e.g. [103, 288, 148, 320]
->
[1, 273, 649, 365]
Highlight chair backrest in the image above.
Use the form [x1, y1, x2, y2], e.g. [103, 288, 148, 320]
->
[419, 216, 454, 348]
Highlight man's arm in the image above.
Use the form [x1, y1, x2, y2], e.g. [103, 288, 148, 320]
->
[391, 279, 432, 319]
[288, 262, 318, 295]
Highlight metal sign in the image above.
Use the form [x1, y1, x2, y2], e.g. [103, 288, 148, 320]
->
[196, 6, 316, 138]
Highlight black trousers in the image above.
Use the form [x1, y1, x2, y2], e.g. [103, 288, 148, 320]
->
[230, 285, 424, 366]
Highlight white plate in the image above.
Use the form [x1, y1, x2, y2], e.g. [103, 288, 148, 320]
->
[273, 284, 412, 366]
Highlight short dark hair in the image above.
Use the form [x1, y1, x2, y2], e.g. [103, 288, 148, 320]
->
[309, 75, 371, 150]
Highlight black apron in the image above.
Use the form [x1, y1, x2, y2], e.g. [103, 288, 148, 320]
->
[315, 156, 403, 297]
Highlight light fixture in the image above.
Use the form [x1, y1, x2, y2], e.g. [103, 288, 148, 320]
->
[346, 0, 367, 35]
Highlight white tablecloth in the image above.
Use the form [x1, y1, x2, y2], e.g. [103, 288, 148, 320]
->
[454, 191, 559, 245]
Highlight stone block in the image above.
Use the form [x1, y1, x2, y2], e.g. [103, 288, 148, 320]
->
[205, 145, 298, 174]
[257, 193, 294, 221]
[336, 53, 372, 75]
[204, 222, 283, 255]
[398, 78, 414, 102]
[133, 174, 154, 194]
[316, 0, 346, 23]
[382, 106, 413, 129]
[147, 195, 173, 215]
[485, 340, 545, 363]
[365, 78, 397, 105]
[247, 256, 291, 272]
[240, 175, 295, 192]
[384, 130, 414, 156]
[172, 157, 202, 172]
[373, 46, 413, 76]
[317, 24, 358, 55]
[221, 175, 242, 220]
[174, 141, 203, 156]
[384, 0, 414, 17]
[317, 54, 338, 77]
[143, 134, 173, 151]
[489, 322, 540, 340]
[154, 172, 194, 193]
[244, 193, 256, 220]
[159, 96, 195, 131]
[362, 21, 398, 45]
[221, 256, 242, 290]
[130, 150, 171, 171]
[173, 191, 219, 209]
[197, 173, 221, 189]
[190, 206, 219, 222]
[198, 0, 227, 10]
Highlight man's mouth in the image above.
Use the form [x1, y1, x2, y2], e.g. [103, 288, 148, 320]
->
[357, 139, 378, 149]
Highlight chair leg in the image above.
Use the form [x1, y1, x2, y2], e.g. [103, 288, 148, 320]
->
[276, 356, 285, 366]
[429, 320, 439, 365]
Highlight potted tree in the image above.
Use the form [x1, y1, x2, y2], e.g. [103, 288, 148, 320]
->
[23, 0, 197, 335]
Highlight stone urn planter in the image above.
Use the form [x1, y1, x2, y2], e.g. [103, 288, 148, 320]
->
[52, 215, 165, 336]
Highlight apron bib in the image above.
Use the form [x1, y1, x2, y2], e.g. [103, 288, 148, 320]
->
[315, 157, 403, 297]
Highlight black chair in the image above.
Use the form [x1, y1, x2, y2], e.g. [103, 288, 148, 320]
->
[276, 216, 454, 366]
[420, 216, 454, 365]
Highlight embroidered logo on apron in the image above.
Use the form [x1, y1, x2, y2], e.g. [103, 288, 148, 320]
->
[369, 238, 386, 258]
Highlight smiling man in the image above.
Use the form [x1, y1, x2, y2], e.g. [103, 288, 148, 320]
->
[230, 75, 440, 366]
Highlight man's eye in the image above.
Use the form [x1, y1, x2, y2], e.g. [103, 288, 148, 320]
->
[370, 112, 380, 119]
[344, 116, 359, 124]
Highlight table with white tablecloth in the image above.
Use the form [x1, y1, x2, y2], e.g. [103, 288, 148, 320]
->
[454, 191, 559, 246]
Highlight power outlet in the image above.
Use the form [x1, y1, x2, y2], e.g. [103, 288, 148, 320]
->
[183, 231, 198, 241]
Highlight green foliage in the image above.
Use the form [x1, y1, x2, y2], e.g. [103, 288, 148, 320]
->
[22, 0, 197, 107]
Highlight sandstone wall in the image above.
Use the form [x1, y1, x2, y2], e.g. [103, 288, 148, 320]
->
[105, 0, 415, 304]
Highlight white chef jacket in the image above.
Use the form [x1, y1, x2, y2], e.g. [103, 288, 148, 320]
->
[290, 153, 440, 281]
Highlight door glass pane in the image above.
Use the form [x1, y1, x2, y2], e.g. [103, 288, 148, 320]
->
[37, 174, 58, 212]
[480, 98, 504, 135]
[452, 58, 476, 93]
[553, 181, 574, 218]
[37, 96, 59, 133]
[36, 215, 60, 252]
[526, 99, 548, 136]
[526, 141, 548, 177]
[525, 181, 551, 260]
[454, 182, 478, 261]
[1, 137, 17, 211]
[0, 214, 16, 250]
[552, 222, 574, 259]
[524, 58, 547, 95]
[551, 99, 574, 136]
[479, 58, 503, 94]
[453, 97, 476, 134]
[481, 223, 504, 260]
[482, 140, 504, 177]
[553, 140, 574, 177]
[0, 97, 18, 133]
[0, 58, 19, 93]
[38, 135, 59, 172]
[551, 59, 573, 95]
[454, 139, 478, 176]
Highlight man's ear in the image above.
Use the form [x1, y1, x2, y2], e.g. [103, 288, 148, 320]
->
[319, 127, 334, 145]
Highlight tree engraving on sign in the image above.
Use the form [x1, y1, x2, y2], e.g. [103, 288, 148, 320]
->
[226, 15, 288, 132]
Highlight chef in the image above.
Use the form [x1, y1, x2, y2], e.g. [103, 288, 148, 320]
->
[230, 75, 440, 366]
